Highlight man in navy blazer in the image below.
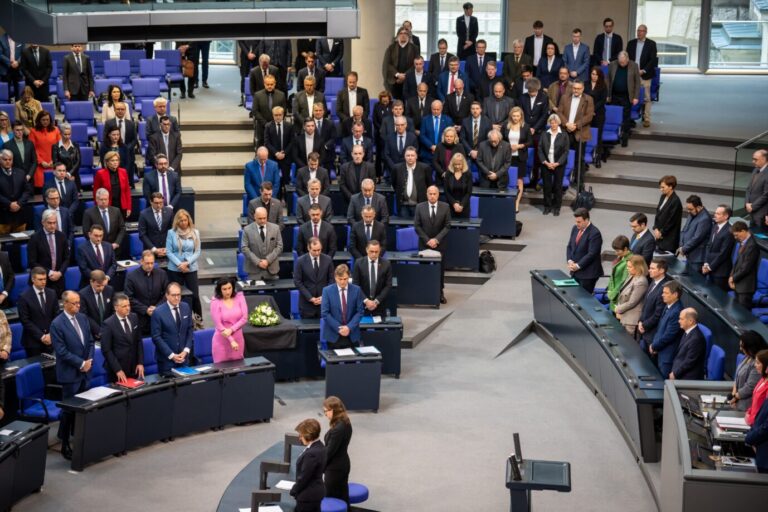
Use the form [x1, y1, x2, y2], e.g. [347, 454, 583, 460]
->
[321, 264, 365, 348]
[638, 259, 670, 350]
[592, 18, 623, 66]
[383, 116, 419, 175]
[142, 155, 182, 210]
[419, 101, 452, 162]
[650, 280, 684, 377]
[566, 208, 603, 293]
[464, 40, 493, 96]
[562, 28, 591, 83]
[293, 238, 335, 319]
[78, 225, 117, 288]
[702, 205, 734, 291]
[17, 268, 59, 356]
[244, 147, 281, 201]
[437, 57, 471, 102]
[459, 103, 492, 162]
[78, 270, 114, 340]
[138, 192, 173, 255]
[629, 213, 656, 266]
[51, 290, 95, 459]
[402, 56, 432, 101]
[669, 308, 707, 380]
[339, 123, 374, 165]
[35, 188, 74, 242]
[45, 163, 80, 215]
[677, 195, 712, 274]
[151, 282, 194, 375]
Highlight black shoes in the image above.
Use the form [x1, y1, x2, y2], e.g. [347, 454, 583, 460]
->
[440, 294, 447, 304]
[188, 92, 196, 99]
[553, 209, 560, 216]
[203, 82, 209, 89]
[595, 160, 601, 168]
[543, 207, 551, 215]
[61, 442, 72, 460]
[180, 92, 186, 99]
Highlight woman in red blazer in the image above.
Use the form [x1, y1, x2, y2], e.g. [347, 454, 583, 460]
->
[94, 150, 132, 217]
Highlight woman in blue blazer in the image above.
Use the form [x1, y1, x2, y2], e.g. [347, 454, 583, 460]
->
[166, 209, 202, 318]
[536, 43, 564, 89]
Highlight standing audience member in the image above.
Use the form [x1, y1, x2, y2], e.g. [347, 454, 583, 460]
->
[103, 101, 137, 184]
[443, 153, 473, 219]
[175, 41, 197, 99]
[77, 224, 117, 288]
[703, 205, 735, 291]
[503, 39, 533, 87]
[20, 43, 52, 102]
[606, 235, 631, 312]
[210, 276, 248, 363]
[264, 106, 293, 189]
[321, 264, 365, 349]
[241, 206, 283, 281]
[244, 147, 281, 202]
[383, 27, 418, 100]
[653, 175, 683, 253]
[336, 72, 370, 126]
[563, 29, 591, 83]
[649, 280, 684, 376]
[0, 112, 11, 145]
[166, 209, 202, 318]
[143, 154, 182, 211]
[94, 151, 132, 217]
[592, 17, 623, 66]
[677, 195, 712, 274]
[17, 267, 58, 356]
[138, 191, 175, 255]
[296, 153, 331, 197]
[477, 129, 512, 190]
[557, 79, 594, 175]
[4, 122, 36, 181]
[628, 213, 655, 265]
[0, 149, 31, 234]
[294, 238, 335, 319]
[125, 251, 169, 336]
[730, 332, 768, 411]
[348, 206, 387, 260]
[606, 51, 641, 147]
[347, 179, 390, 225]
[669, 308, 707, 380]
[37, 187, 73, 242]
[147, 116, 183, 175]
[456, 2, 479, 59]
[252, 75, 287, 145]
[729, 221, 759, 310]
[525, 20, 555, 73]
[537, 43, 564, 89]
[432, 127, 466, 185]
[51, 125, 82, 188]
[146, 97, 179, 140]
[28, 110, 60, 193]
[626, 25, 658, 127]
[338, 145, 376, 204]
[100, 293, 144, 384]
[78, 269, 114, 339]
[745, 365, 768, 473]
[638, 259, 670, 350]
[290, 418, 326, 512]
[323, 396, 353, 505]
[296, 178, 333, 222]
[566, 208, 603, 294]
[745, 350, 768, 427]
[83, 188, 126, 252]
[248, 182, 284, 230]
[151, 282, 194, 376]
[538, 115, 569, 216]
[15, 86, 43, 135]
[614, 255, 649, 337]
[428, 39, 454, 83]
[62, 44, 94, 101]
[316, 38, 344, 77]
[745, 149, 768, 231]
[297, 205, 337, 257]
[99, 126, 131, 186]
[585, 67, 608, 167]
[100, 85, 131, 123]
[352, 240, 393, 318]
[28, 209, 69, 297]
[414, 186, 451, 304]
[0, 249, 14, 308]
[502, 106, 532, 211]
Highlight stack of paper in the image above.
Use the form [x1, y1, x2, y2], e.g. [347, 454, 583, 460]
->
[171, 367, 200, 377]
[240, 507, 282, 512]
[75, 386, 121, 401]
[357, 346, 380, 355]
[716, 416, 749, 431]
[334, 348, 356, 357]
[275, 480, 295, 491]
[700, 394, 728, 404]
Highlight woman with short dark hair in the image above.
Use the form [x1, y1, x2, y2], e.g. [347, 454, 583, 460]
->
[28, 110, 60, 193]
[653, 175, 683, 252]
[731, 331, 768, 410]
[291, 418, 326, 512]
[323, 396, 353, 504]
[210, 277, 247, 363]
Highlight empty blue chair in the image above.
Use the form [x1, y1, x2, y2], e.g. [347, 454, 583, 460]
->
[293, 226, 300, 249]
[193, 328, 215, 364]
[79, 146, 95, 187]
[698, 323, 713, 360]
[327, 97, 338, 121]
[602, 105, 623, 144]
[396, 227, 418, 251]
[0, 82, 8, 103]
[9, 273, 29, 304]
[469, 195, 479, 218]
[89, 346, 108, 388]
[0, 103, 15, 123]
[64, 266, 81, 291]
[63, 101, 97, 137]
[86, 50, 111, 77]
[10, 323, 26, 361]
[127, 232, 142, 260]
[562, 150, 576, 188]
[154, 50, 184, 91]
[459, 60, 466, 73]
[320, 498, 347, 512]
[752, 258, 768, 306]
[119, 49, 145, 75]
[139, 58, 169, 92]
[496, 60, 503, 76]
[290, 289, 300, 319]
[237, 252, 248, 281]
[50, 51, 69, 77]
[41, 101, 56, 121]
[631, 86, 645, 120]
[74, 236, 87, 259]
[348, 483, 369, 504]
[244, 76, 253, 110]
[142, 337, 158, 376]
[48, 61, 59, 97]
[16, 363, 62, 423]
[132, 77, 162, 105]
[69, 122, 90, 147]
[707, 345, 725, 381]
[584, 127, 599, 164]
[104, 60, 133, 94]
[325, 77, 344, 98]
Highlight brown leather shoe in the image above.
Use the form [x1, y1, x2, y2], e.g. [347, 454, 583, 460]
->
[643, 120, 650, 128]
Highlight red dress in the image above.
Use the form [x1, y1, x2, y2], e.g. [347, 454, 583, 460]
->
[746, 378, 768, 426]
[28, 127, 61, 188]
[93, 167, 132, 212]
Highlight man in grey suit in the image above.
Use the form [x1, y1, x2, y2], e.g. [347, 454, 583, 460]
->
[296, 179, 333, 223]
[292, 76, 326, 134]
[347, 178, 390, 224]
[677, 195, 712, 274]
[745, 149, 768, 231]
[247, 181, 284, 230]
[628, 213, 656, 265]
[483, 82, 514, 130]
[476, 129, 512, 189]
[62, 43, 94, 101]
[252, 75, 287, 144]
[241, 207, 283, 281]
[414, 185, 452, 304]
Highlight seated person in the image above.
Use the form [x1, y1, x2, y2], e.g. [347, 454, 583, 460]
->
[295, 152, 331, 197]
[297, 204, 337, 257]
[241, 206, 283, 281]
[125, 250, 169, 336]
[347, 178, 390, 224]
[349, 205, 387, 260]
[77, 224, 117, 288]
[293, 237, 335, 319]
[138, 192, 173, 257]
[296, 178, 334, 223]
[247, 181, 284, 230]
[78, 269, 114, 340]
[352, 240, 392, 317]
[321, 264, 365, 349]
[339, 122, 374, 165]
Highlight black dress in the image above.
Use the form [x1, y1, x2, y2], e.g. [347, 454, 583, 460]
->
[585, 80, 607, 155]
[373, 102, 392, 178]
[444, 170, 473, 218]
[51, 141, 81, 188]
[324, 420, 353, 503]
[432, 142, 466, 185]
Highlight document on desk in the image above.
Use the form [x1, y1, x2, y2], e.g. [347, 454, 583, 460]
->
[9, 232, 28, 239]
[700, 394, 728, 404]
[241, 507, 282, 512]
[275, 480, 295, 491]
[360, 316, 382, 324]
[716, 416, 749, 430]
[76, 386, 121, 401]
[357, 346, 381, 355]
[418, 249, 441, 258]
[334, 348, 356, 357]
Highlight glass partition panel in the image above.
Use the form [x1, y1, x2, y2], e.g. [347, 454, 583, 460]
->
[437, 0, 503, 56]
[636, 0, 703, 67]
[733, 131, 768, 219]
[396, 0, 431, 56]
[37, 0, 357, 14]
[709, 0, 768, 70]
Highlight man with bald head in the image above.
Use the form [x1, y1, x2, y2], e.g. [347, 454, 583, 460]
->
[245, 146, 282, 201]
[241, 206, 283, 281]
[252, 74, 287, 144]
[405, 82, 434, 134]
[444, 78, 474, 125]
[414, 185, 452, 304]
[347, 178, 390, 224]
[477, 129, 512, 189]
[669, 307, 706, 380]
[338, 144, 376, 203]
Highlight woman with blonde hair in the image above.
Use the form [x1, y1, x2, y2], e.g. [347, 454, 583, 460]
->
[166, 209, 202, 318]
[0, 111, 12, 144]
[432, 126, 466, 185]
[614, 254, 649, 336]
[322, 396, 353, 504]
[444, 152, 473, 218]
[502, 106, 532, 213]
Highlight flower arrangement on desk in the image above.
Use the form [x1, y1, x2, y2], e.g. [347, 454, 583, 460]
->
[249, 302, 281, 327]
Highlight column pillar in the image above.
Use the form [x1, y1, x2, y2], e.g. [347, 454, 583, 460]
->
[350, 0, 395, 96]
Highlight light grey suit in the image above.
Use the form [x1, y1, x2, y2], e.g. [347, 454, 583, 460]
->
[241, 221, 283, 280]
[614, 275, 648, 333]
[746, 166, 768, 228]
[296, 194, 334, 223]
[292, 90, 327, 133]
[476, 139, 512, 189]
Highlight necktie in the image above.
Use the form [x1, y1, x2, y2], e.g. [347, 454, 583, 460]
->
[365, 224, 372, 240]
[313, 223, 319, 238]
[39, 290, 46, 309]
[313, 257, 319, 274]
[630, 235, 638, 251]
[433, 117, 439, 145]
[456, 95, 461, 109]
[440, 55, 445, 69]
[398, 135, 404, 153]
[448, 73, 455, 94]
[160, 173, 168, 205]
[739, 241, 746, 254]
[118, 119, 123, 140]
[259, 226, 265, 242]
[47, 233, 56, 271]
[71, 316, 84, 344]
[370, 260, 376, 295]
[156, 211, 162, 229]
[268, 93, 273, 110]
[431, 204, 436, 219]
[97, 293, 105, 322]
[58, 180, 66, 199]
[260, 162, 265, 180]
[575, 229, 584, 244]
[712, 224, 720, 242]
[604, 36, 610, 62]
[95, 244, 104, 267]
[277, 123, 282, 151]
[406, 169, 414, 198]
[102, 209, 110, 233]
[420, 99, 424, 111]
[34, 48, 39, 66]
[76, 54, 82, 72]
[473, 120, 479, 147]
[173, 306, 181, 329]
[163, 134, 169, 156]
[340, 288, 347, 324]
[122, 317, 130, 334]
[478, 55, 482, 69]
[365, 197, 370, 206]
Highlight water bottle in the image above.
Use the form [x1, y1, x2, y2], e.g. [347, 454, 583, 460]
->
[712, 444, 722, 469]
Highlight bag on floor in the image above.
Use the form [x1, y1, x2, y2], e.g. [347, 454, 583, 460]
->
[479, 250, 496, 273]
[572, 186, 595, 211]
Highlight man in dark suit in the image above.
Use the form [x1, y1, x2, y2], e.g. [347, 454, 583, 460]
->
[669, 308, 707, 381]
[340, 105, 373, 139]
[503, 40, 534, 89]
[142, 155, 181, 211]
[315, 38, 344, 77]
[293, 237, 334, 319]
[292, 119, 325, 170]
[293, 76, 326, 134]
[151, 282, 194, 376]
[347, 178, 390, 225]
[566, 208, 603, 294]
[147, 117, 183, 175]
[395, 147, 431, 217]
[247, 181, 284, 230]
[0, 250, 14, 308]
[510, 66, 535, 101]
[125, 251, 169, 336]
[524, 21, 555, 73]
[36, 187, 74, 243]
[296, 53, 326, 92]
[145, 98, 179, 140]
[17, 267, 59, 356]
[3, 124, 37, 182]
[238, 40, 260, 103]
[297, 204, 337, 257]
[456, 2, 479, 59]
[414, 186, 451, 303]
[730, 221, 760, 309]
[444, 78, 474, 126]
[338, 145, 376, 204]
[339, 122, 374, 165]
[649, 280, 684, 377]
[475, 61, 508, 102]
[263, 106, 293, 188]
[321, 264, 364, 348]
[482, 82, 514, 130]
[296, 179, 334, 223]
[103, 102, 137, 181]
[628, 213, 656, 265]
[626, 25, 658, 127]
[248, 54, 282, 96]
[62, 43, 94, 101]
[638, 259, 671, 349]
[335, 72, 370, 125]
[78, 224, 117, 288]
[79, 269, 114, 340]
[295, 154, 331, 197]
[352, 240, 392, 317]
[252, 75, 287, 144]
[383, 115, 419, 178]
[476, 129, 512, 189]
[745, 149, 768, 231]
[311, 103, 338, 172]
[349, 205, 387, 260]
[519, 79, 549, 142]
[45, 163, 80, 215]
[0, 34, 23, 101]
[437, 57, 471, 103]
[677, 195, 712, 274]
[428, 39, 454, 86]
[464, 39, 494, 96]
[405, 83, 433, 136]
[83, 188, 126, 252]
[100, 293, 144, 383]
[28, 209, 69, 297]
[403, 56, 431, 102]
[702, 205, 734, 291]
[51, 290, 95, 459]
[592, 18, 623, 66]
[20, 44, 52, 102]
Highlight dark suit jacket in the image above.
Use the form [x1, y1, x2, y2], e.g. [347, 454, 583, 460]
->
[630, 230, 656, 266]
[315, 39, 344, 74]
[346, 192, 390, 225]
[145, 114, 179, 140]
[418, 114, 453, 161]
[321, 283, 364, 343]
[103, 117, 138, 154]
[403, 69, 432, 101]
[138, 207, 173, 250]
[323, 421, 352, 482]
[519, 92, 549, 134]
[566, 223, 603, 280]
[263, 120, 294, 168]
[349, 220, 387, 260]
[142, 169, 181, 210]
[124, 267, 169, 333]
[293, 253, 334, 317]
[732, 236, 760, 295]
[151, 301, 194, 374]
[427, 52, 455, 84]
[339, 136, 374, 164]
[651, 301, 684, 373]
[295, 194, 334, 223]
[340, 116, 373, 139]
[247, 197, 284, 230]
[248, 65, 282, 95]
[43, 177, 79, 213]
[455, 15, 479, 58]
[313, 118, 337, 169]
[592, 33, 624, 65]
[338, 161, 376, 201]
[464, 53, 496, 95]
[295, 166, 331, 197]
[336, 87, 370, 124]
[297, 221, 337, 256]
[536, 55, 565, 89]
[79, 284, 115, 338]
[50, 312, 94, 385]
[20, 46, 52, 96]
[290, 440, 326, 504]
[502, 53, 534, 85]
[680, 210, 712, 264]
[671, 326, 707, 380]
[17, 286, 59, 352]
[705, 223, 735, 278]
[639, 276, 670, 344]
[147, 131, 183, 174]
[62, 52, 94, 98]
[436, 70, 472, 102]
[251, 89, 287, 126]
[34, 205, 73, 242]
[28, 229, 69, 276]
[537, 130, 569, 168]
[292, 91, 327, 134]
[383, 131, 419, 173]
[292, 132, 325, 169]
[2, 140, 37, 180]
[745, 167, 768, 227]
[476, 74, 509, 102]
[524, 34, 556, 62]
[394, 162, 431, 207]
[352, 256, 392, 313]
[444, 91, 474, 125]
[82, 206, 126, 246]
[414, 200, 451, 251]
[405, 95, 433, 131]
[77, 240, 117, 286]
[627, 38, 658, 80]
[0, 251, 14, 305]
[296, 66, 326, 92]
[100, 312, 143, 381]
[653, 192, 683, 252]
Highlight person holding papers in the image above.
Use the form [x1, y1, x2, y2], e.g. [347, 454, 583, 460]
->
[323, 396, 353, 504]
[321, 264, 364, 349]
[51, 290, 95, 460]
[746, 350, 768, 426]
[290, 418, 326, 511]
[210, 277, 248, 363]
[151, 282, 194, 376]
[100, 293, 144, 384]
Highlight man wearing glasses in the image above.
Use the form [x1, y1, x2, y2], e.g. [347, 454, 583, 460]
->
[151, 282, 194, 376]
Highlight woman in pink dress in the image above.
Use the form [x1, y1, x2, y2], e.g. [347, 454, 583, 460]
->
[210, 276, 248, 363]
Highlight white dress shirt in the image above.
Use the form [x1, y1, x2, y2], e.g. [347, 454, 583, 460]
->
[533, 36, 544, 64]
[568, 95, 581, 124]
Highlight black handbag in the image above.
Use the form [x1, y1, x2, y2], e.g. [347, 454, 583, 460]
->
[479, 250, 497, 273]
[572, 186, 595, 211]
